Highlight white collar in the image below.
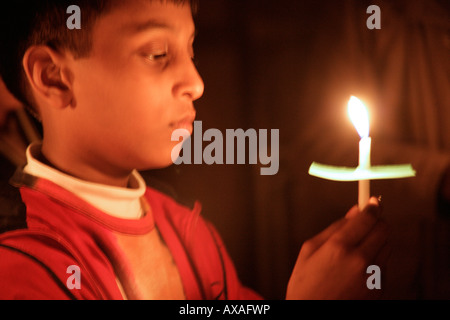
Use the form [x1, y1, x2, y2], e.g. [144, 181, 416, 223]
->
[23, 142, 147, 220]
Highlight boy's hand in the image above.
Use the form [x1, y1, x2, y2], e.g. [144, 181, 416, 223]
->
[286, 198, 390, 300]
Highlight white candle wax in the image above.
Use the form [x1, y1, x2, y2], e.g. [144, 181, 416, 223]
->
[358, 136, 371, 210]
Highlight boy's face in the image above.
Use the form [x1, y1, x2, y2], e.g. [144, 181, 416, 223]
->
[62, 0, 203, 173]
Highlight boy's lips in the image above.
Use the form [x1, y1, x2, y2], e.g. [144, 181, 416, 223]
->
[171, 111, 196, 134]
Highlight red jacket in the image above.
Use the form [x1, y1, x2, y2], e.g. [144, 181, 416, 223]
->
[0, 170, 262, 300]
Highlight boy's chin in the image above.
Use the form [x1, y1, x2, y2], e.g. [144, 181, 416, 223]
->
[134, 142, 185, 171]
[136, 155, 177, 172]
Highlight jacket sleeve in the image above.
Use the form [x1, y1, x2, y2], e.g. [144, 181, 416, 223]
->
[0, 232, 103, 300]
[0, 245, 75, 299]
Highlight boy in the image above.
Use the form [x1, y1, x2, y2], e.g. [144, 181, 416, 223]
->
[0, 0, 388, 299]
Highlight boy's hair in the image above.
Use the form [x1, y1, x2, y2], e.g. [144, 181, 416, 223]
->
[0, 0, 198, 112]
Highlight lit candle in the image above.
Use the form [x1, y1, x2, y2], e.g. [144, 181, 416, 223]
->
[348, 96, 371, 210]
[308, 96, 416, 214]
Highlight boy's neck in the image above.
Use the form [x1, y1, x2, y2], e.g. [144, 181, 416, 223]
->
[24, 142, 148, 219]
[39, 143, 134, 188]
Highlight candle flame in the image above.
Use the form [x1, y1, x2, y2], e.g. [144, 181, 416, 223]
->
[348, 96, 369, 138]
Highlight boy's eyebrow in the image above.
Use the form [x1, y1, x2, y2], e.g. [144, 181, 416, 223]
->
[125, 19, 173, 34]
[123, 19, 196, 38]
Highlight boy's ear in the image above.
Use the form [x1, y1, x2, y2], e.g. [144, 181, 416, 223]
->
[22, 45, 74, 110]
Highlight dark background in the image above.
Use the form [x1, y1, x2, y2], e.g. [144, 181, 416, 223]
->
[147, 0, 450, 299]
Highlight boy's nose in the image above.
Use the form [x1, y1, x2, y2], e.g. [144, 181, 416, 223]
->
[174, 58, 204, 102]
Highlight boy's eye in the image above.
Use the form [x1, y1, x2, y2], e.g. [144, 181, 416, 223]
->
[146, 52, 168, 61]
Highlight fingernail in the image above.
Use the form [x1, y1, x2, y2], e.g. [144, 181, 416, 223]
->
[368, 195, 383, 212]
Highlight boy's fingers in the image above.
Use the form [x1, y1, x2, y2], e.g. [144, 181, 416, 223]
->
[356, 219, 389, 263]
[300, 218, 347, 260]
[330, 204, 381, 247]
[301, 198, 382, 260]
[345, 197, 380, 219]
[345, 204, 360, 219]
